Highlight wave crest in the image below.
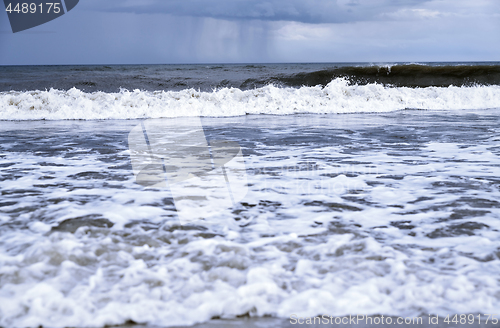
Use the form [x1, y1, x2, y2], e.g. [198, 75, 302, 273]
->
[1, 78, 499, 120]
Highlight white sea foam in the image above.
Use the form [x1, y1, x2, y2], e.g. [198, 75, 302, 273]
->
[1, 79, 499, 120]
[1, 115, 500, 327]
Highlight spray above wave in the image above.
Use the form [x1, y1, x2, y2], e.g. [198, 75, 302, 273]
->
[1, 78, 499, 120]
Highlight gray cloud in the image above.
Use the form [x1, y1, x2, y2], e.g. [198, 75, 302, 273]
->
[1, 0, 498, 65]
[92, 0, 432, 24]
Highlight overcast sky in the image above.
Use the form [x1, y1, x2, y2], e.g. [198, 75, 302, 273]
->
[0, 0, 499, 65]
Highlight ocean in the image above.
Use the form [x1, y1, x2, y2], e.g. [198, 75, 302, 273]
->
[0, 63, 499, 327]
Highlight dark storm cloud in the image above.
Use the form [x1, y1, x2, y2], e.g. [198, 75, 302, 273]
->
[2, 0, 498, 65]
[91, 0, 432, 24]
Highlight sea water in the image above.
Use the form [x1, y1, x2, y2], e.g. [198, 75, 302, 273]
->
[0, 63, 499, 327]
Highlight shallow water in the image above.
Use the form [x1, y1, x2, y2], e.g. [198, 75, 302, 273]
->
[0, 110, 499, 327]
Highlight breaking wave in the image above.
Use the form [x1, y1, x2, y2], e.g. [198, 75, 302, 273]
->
[1, 78, 499, 120]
